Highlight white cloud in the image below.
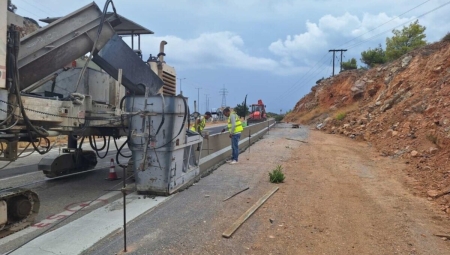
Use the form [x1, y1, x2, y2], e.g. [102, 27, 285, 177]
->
[138, 10, 418, 77]
[140, 32, 302, 75]
[319, 13, 360, 33]
[269, 21, 327, 60]
[268, 12, 412, 63]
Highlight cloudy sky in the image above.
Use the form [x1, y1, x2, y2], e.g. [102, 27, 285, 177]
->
[12, 0, 450, 114]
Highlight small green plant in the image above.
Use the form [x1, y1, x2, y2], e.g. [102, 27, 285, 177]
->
[269, 165, 285, 183]
[336, 112, 346, 121]
[426, 134, 438, 145]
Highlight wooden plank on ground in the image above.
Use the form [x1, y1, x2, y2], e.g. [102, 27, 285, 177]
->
[434, 233, 450, 239]
[222, 186, 279, 238]
[223, 187, 250, 202]
[285, 138, 308, 143]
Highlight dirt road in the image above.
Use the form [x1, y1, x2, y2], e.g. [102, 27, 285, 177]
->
[250, 128, 450, 255]
[85, 123, 450, 255]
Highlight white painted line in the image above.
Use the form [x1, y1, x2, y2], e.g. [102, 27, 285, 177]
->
[0, 191, 120, 246]
[0, 171, 38, 182]
[11, 193, 172, 255]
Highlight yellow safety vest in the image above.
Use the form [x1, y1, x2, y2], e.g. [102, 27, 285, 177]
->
[190, 116, 206, 132]
[227, 112, 243, 134]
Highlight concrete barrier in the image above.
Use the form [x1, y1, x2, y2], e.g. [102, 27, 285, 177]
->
[199, 119, 276, 176]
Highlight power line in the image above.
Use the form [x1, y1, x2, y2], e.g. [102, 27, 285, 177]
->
[268, 0, 450, 108]
[288, 57, 330, 93]
[15, 6, 41, 20]
[269, 54, 329, 103]
[329, 49, 347, 76]
[338, 0, 433, 48]
[346, 0, 450, 50]
[268, 53, 330, 105]
[30, 0, 59, 14]
[22, 0, 53, 17]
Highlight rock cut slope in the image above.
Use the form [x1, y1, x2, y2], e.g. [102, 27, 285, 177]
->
[285, 40, 450, 214]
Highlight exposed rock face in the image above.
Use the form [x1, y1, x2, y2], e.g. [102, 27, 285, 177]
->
[351, 80, 368, 100]
[285, 41, 450, 207]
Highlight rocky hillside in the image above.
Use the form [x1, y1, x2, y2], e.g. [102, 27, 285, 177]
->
[285, 40, 450, 214]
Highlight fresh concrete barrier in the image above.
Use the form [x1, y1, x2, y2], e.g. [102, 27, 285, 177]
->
[199, 119, 276, 176]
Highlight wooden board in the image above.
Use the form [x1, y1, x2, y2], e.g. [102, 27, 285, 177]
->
[222, 186, 279, 238]
[223, 187, 249, 202]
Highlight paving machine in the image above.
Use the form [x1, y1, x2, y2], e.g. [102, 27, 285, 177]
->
[0, 1, 203, 236]
[247, 99, 267, 124]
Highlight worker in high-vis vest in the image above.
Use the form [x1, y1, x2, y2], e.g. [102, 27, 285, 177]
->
[221, 107, 243, 164]
[190, 112, 212, 133]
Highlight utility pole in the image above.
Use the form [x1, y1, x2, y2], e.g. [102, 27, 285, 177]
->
[177, 77, 186, 95]
[329, 49, 347, 76]
[196, 87, 201, 113]
[219, 85, 228, 108]
[204, 94, 209, 112]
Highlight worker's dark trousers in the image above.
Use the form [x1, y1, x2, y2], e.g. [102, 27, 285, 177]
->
[231, 133, 241, 161]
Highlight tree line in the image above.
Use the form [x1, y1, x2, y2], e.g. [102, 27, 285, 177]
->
[341, 20, 430, 70]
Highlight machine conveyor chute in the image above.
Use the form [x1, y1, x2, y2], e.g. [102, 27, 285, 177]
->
[17, 2, 163, 95]
[17, 3, 117, 90]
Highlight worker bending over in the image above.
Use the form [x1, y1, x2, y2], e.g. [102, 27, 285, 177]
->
[190, 112, 212, 133]
[221, 107, 243, 164]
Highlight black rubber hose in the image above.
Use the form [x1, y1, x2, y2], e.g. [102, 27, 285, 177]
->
[9, 28, 50, 155]
[89, 136, 107, 151]
[89, 136, 110, 159]
[115, 137, 131, 166]
[114, 137, 131, 158]
[154, 94, 188, 149]
[154, 93, 165, 136]
[119, 95, 128, 111]
[12, 34, 47, 137]
[78, 136, 85, 149]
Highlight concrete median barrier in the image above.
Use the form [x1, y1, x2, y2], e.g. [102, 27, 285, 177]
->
[199, 119, 275, 176]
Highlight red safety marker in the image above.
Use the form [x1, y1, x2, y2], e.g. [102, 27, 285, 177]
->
[106, 158, 121, 180]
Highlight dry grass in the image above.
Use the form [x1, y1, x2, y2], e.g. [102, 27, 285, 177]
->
[332, 102, 360, 119]
[287, 102, 360, 125]
[292, 107, 327, 123]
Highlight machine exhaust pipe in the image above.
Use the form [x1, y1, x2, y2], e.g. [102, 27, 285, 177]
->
[157, 41, 167, 80]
